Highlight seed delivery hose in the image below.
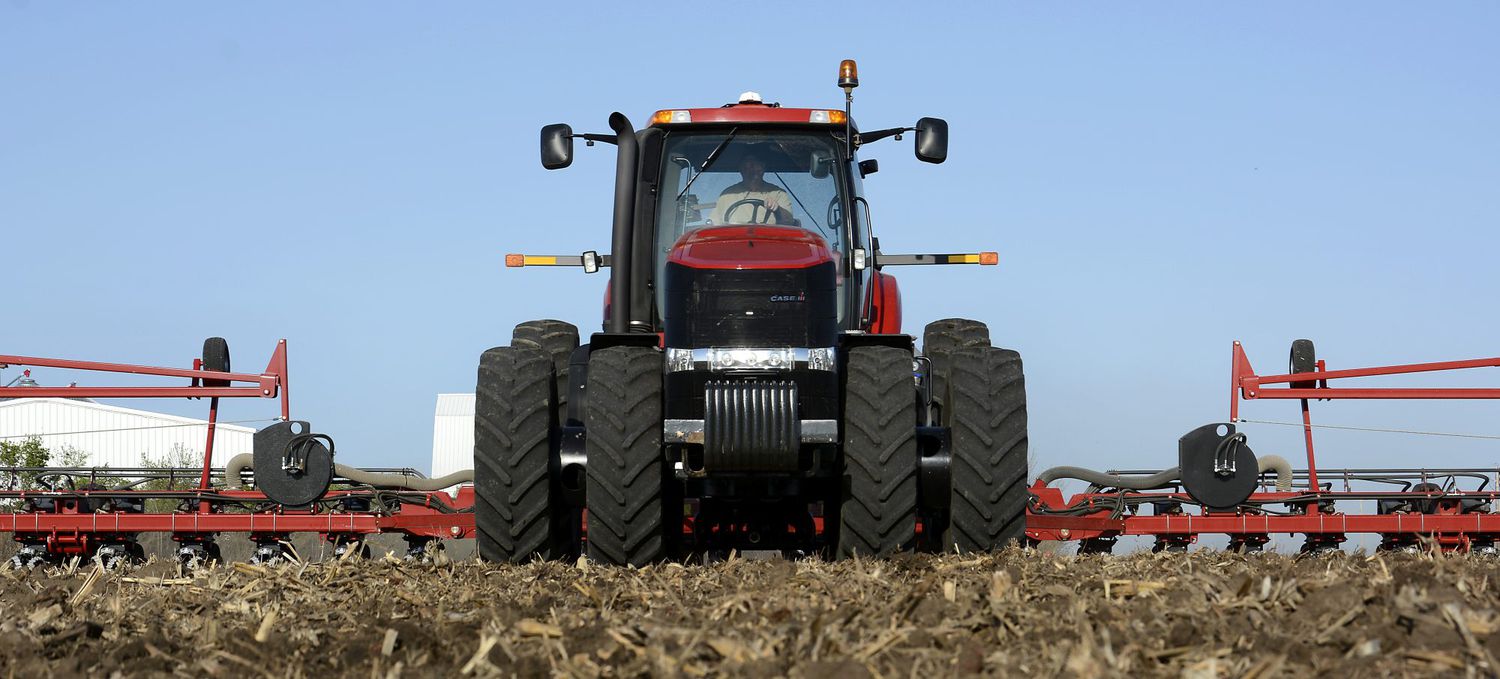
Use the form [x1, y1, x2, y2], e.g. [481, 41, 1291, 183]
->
[224, 454, 473, 492]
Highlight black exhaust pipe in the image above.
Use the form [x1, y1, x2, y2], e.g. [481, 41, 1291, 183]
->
[607, 112, 638, 334]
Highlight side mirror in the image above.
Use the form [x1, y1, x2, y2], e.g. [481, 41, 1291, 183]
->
[914, 117, 948, 164]
[541, 123, 574, 170]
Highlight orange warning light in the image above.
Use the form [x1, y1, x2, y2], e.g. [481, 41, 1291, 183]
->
[838, 60, 859, 90]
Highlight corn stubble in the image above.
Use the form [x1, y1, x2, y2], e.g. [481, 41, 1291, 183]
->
[1, 549, 1498, 677]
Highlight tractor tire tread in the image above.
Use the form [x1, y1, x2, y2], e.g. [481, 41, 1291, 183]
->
[944, 346, 1029, 552]
[838, 346, 919, 558]
[512, 319, 580, 416]
[474, 346, 559, 563]
[923, 318, 991, 422]
[202, 337, 231, 387]
[585, 346, 667, 566]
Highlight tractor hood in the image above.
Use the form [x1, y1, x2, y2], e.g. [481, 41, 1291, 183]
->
[667, 226, 836, 270]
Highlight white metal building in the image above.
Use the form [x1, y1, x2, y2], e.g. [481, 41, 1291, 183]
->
[431, 393, 475, 479]
[0, 397, 254, 468]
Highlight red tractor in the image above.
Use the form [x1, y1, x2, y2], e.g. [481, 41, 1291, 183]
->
[475, 61, 1027, 564]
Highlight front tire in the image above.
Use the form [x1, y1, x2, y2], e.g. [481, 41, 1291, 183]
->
[473, 346, 566, 563]
[943, 346, 1029, 552]
[837, 346, 919, 558]
[584, 346, 668, 566]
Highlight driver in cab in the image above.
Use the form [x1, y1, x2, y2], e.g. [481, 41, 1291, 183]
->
[711, 150, 799, 226]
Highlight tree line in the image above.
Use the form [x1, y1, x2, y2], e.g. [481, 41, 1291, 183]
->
[1, 436, 203, 511]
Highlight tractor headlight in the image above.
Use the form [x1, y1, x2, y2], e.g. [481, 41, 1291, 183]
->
[666, 348, 694, 373]
[665, 348, 837, 372]
[710, 348, 794, 372]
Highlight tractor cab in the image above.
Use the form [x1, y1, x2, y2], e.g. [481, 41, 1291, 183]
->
[528, 79, 961, 338]
[647, 111, 863, 332]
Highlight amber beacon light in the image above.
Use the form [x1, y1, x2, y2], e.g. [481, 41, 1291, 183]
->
[838, 59, 859, 92]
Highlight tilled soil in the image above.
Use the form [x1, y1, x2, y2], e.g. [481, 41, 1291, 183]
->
[2, 550, 1498, 677]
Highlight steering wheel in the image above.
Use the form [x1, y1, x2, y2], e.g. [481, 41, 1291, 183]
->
[723, 198, 775, 224]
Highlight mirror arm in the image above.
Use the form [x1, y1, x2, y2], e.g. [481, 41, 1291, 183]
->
[855, 126, 914, 146]
[577, 133, 619, 147]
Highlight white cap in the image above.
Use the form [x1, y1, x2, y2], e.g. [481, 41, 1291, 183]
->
[738, 91, 763, 104]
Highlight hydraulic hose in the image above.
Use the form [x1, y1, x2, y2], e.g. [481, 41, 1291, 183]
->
[1036, 454, 1295, 492]
[333, 464, 472, 490]
[1037, 466, 1182, 490]
[225, 454, 472, 492]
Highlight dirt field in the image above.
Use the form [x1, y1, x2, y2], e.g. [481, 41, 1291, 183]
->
[2, 549, 1498, 677]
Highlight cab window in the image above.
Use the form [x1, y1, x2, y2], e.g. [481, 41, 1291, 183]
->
[653, 130, 850, 321]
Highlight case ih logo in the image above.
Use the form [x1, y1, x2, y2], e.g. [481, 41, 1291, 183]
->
[769, 293, 805, 303]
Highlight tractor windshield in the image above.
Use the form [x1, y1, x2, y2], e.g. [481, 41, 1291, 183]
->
[653, 129, 851, 319]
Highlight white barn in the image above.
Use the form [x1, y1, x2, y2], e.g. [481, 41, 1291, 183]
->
[0, 398, 254, 469]
[430, 393, 474, 479]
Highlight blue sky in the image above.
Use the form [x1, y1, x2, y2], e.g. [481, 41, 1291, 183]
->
[3, 3, 1497, 488]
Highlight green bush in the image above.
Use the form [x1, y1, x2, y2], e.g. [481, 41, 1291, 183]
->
[0, 436, 50, 494]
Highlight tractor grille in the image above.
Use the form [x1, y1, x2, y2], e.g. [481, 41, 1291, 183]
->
[663, 262, 837, 349]
[703, 380, 801, 472]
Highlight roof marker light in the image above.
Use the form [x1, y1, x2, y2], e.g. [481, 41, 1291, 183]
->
[651, 110, 691, 124]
